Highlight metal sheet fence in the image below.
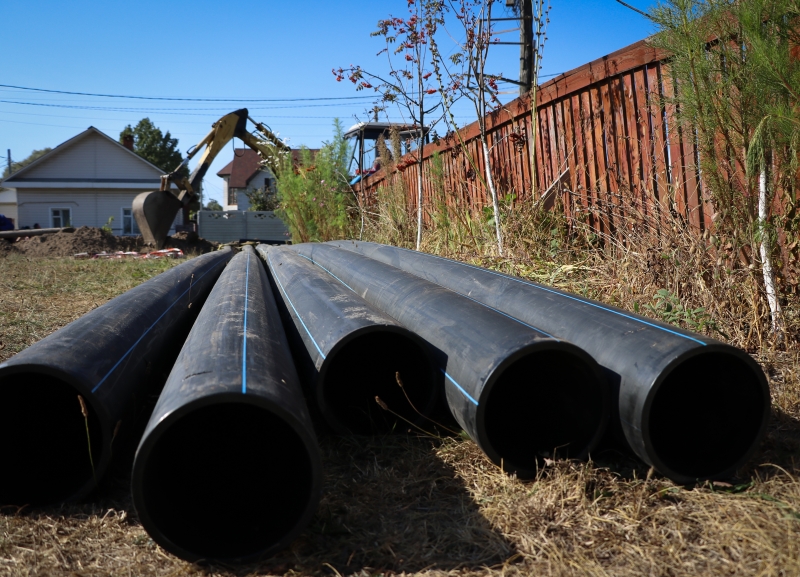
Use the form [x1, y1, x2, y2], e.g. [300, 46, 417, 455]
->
[197, 211, 290, 244]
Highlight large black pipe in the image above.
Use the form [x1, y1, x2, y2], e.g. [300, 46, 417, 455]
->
[132, 245, 322, 564]
[327, 240, 771, 483]
[0, 248, 233, 506]
[290, 243, 608, 477]
[256, 244, 438, 435]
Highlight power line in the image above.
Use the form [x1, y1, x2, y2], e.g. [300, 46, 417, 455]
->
[612, 0, 653, 20]
[0, 84, 378, 103]
[0, 99, 391, 112]
[0, 108, 412, 122]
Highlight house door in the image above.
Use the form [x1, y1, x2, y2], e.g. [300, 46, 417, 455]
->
[51, 208, 71, 228]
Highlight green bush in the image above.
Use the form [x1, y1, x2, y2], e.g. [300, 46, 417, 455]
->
[276, 119, 356, 242]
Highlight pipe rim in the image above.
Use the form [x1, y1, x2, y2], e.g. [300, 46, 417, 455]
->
[474, 340, 608, 478]
[132, 392, 322, 563]
[316, 324, 437, 435]
[638, 344, 770, 483]
[0, 363, 113, 504]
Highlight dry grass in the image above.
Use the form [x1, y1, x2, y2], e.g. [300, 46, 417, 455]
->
[2, 231, 800, 575]
[0, 255, 180, 362]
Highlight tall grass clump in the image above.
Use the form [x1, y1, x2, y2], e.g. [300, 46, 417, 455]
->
[276, 119, 357, 243]
[361, 129, 500, 253]
[649, 0, 800, 338]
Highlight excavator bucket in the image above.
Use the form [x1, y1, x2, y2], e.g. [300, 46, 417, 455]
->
[132, 190, 183, 249]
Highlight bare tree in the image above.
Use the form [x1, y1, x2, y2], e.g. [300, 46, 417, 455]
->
[431, 0, 506, 255]
[335, 0, 445, 250]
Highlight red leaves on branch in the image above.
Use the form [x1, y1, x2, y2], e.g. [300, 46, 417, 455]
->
[425, 88, 437, 94]
[423, 72, 432, 79]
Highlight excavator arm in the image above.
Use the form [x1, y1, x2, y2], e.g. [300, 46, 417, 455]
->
[132, 108, 289, 248]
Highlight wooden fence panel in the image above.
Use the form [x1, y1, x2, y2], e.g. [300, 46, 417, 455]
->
[354, 37, 723, 243]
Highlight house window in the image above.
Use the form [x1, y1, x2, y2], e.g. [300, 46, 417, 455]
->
[51, 208, 71, 228]
[228, 188, 238, 206]
[122, 208, 139, 235]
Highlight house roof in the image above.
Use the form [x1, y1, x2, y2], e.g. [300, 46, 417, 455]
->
[1, 126, 167, 190]
[217, 148, 320, 188]
[217, 149, 265, 188]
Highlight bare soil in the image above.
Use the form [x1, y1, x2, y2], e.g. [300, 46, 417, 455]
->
[0, 226, 218, 258]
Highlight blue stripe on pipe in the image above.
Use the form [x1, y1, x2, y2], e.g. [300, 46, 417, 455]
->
[294, 253, 355, 293]
[372, 245, 709, 347]
[242, 252, 250, 394]
[423, 278, 558, 339]
[295, 251, 480, 406]
[91, 262, 219, 393]
[300, 250, 555, 339]
[442, 369, 479, 406]
[267, 253, 326, 360]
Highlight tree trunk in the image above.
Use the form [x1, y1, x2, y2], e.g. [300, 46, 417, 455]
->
[416, 161, 423, 251]
[758, 166, 783, 337]
[481, 138, 503, 256]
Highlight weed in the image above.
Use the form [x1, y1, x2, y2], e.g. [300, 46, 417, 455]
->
[643, 288, 727, 337]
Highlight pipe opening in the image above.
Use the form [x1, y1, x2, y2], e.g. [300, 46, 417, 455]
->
[483, 350, 605, 473]
[649, 352, 766, 480]
[139, 402, 314, 561]
[0, 373, 103, 505]
[321, 331, 435, 435]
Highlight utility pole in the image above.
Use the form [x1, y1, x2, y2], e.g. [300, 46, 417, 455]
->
[518, 0, 533, 96]
[6, 150, 10, 178]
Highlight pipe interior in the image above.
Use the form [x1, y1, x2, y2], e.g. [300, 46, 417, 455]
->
[322, 331, 435, 435]
[648, 352, 766, 480]
[139, 402, 314, 560]
[0, 373, 103, 505]
[483, 350, 604, 472]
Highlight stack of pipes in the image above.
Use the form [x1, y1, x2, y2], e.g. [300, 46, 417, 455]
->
[0, 241, 769, 564]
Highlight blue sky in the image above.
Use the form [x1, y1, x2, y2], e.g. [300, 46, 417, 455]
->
[2, 0, 655, 206]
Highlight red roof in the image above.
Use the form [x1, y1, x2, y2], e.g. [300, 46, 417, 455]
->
[217, 148, 320, 187]
[216, 149, 263, 188]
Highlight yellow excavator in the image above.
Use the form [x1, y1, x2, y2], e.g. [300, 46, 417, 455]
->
[132, 108, 290, 248]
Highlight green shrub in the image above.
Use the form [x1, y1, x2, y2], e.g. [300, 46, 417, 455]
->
[276, 119, 356, 242]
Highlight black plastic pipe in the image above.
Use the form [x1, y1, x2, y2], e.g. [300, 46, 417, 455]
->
[290, 243, 608, 477]
[327, 240, 771, 483]
[132, 245, 322, 564]
[0, 248, 233, 506]
[257, 244, 438, 435]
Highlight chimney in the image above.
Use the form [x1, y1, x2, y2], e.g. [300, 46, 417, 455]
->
[122, 134, 134, 151]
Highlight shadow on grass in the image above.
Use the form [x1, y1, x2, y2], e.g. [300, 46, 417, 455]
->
[753, 406, 800, 476]
[254, 433, 515, 575]
[590, 403, 800, 488]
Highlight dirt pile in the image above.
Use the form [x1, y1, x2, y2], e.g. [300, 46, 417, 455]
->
[0, 227, 219, 258]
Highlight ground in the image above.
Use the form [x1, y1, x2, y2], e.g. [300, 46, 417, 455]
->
[0, 249, 799, 577]
[0, 226, 218, 258]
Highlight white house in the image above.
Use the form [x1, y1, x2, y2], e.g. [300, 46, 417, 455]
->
[0, 189, 17, 225]
[217, 148, 276, 211]
[0, 127, 181, 234]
